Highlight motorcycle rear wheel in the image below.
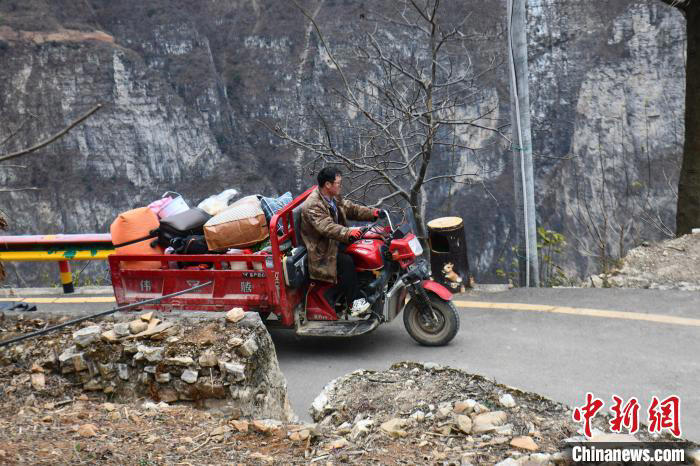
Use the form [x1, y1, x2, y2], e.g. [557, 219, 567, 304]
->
[403, 292, 459, 346]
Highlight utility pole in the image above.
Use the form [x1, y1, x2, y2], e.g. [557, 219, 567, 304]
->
[507, 0, 539, 287]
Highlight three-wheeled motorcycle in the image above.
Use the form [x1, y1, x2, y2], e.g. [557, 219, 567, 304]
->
[109, 187, 459, 346]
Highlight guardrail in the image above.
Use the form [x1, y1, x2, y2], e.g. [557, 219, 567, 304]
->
[0, 234, 115, 293]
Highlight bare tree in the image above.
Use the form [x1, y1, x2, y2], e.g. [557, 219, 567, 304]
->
[568, 148, 638, 274]
[0, 104, 102, 283]
[265, 0, 504, 240]
[567, 124, 678, 275]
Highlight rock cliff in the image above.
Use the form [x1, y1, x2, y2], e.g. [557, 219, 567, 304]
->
[0, 0, 686, 285]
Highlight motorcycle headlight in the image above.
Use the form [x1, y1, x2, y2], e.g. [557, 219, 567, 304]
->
[408, 237, 423, 256]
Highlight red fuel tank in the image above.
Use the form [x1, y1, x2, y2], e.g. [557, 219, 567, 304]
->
[346, 239, 384, 271]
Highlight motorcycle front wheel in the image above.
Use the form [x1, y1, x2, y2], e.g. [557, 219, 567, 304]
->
[403, 292, 459, 346]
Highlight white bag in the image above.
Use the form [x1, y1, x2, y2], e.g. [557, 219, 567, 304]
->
[197, 189, 239, 216]
[159, 191, 189, 218]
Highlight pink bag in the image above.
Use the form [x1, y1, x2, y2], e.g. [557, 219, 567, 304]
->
[148, 196, 173, 216]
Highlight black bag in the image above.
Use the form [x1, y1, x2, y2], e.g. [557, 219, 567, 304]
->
[283, 246, 308, 288]
[153, 208, 212, 248]
[170, 235, 210, 255]
[170, 235, 213, 268]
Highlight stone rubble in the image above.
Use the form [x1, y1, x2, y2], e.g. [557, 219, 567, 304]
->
[306, 362, 690, 465]
[0, 309, 294, 422]
[584, 233, 700, 290]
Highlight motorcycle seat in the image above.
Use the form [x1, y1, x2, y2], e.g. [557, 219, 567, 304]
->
[283, 244, 308, 288]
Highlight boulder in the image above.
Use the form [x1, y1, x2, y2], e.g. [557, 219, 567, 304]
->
[455, 414, 472, 434]
[165, 356, 194, 366]
[510, 435, 539, 451]
[472, 411, 508, 434]
[198, 350, 218, 367]
[100, 330, 119, 343]
[129, 320, 148, 334]
[113, 323, 131, 337]
[136, 345, 164, 362]
[181, 370, 198, 384]
[238, 337, 259, 357]
[454, 399, 476, 414]
[219, 361, 246, 381]
[380, 418, 408, 438]
[226, 308, 245, 323]
[73, 326, 102, 347]
[499, 394, 516, 408]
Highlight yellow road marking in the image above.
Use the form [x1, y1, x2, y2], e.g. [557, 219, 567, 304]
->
[53, 297, 116, 303]
[454, 300, 700, 328]
[22, 297, 58, 303]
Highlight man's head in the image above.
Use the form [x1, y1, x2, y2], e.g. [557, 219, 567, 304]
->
[317, 166, 343, 197]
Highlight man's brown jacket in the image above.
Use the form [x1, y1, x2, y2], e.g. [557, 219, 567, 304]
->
[300, 188, 374, 283]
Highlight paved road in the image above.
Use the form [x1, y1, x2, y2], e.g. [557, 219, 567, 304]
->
[270, 288, 700, 441]
[4, 287, 699, 441]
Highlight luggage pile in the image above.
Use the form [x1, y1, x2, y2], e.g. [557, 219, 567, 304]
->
[110, 190, 293, 269]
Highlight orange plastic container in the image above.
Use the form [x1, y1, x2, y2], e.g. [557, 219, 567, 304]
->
[110, 207, 163, 269]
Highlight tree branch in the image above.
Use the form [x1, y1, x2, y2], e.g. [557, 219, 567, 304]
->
[0, 104, 103, 163]
[0, 187, 40, 192]
[659, 0, 689, 13]
[423, 172, 478, 183]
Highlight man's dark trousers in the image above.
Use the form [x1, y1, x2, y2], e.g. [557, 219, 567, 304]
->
[336, 244, 359, 307]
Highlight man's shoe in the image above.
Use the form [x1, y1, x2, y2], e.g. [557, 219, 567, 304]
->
[350, 298, 371, 317]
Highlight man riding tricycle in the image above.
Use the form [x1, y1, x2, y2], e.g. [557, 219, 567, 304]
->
[109, 168, 460, 346]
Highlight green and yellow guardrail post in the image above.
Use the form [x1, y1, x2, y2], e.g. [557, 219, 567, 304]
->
[0, 233, 115, 293]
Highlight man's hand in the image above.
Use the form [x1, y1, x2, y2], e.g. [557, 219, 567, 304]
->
[348, 228, 363, 242]
[373, 209, 381, 219]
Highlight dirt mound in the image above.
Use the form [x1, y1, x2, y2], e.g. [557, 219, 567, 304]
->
[310, 362, 686, 465]
[0, 310, 294, 422]
[0, 359, 692, 464]
[585, 233, 700, 290]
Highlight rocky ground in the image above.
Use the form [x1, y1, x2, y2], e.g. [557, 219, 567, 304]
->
[1, 312, 694, 466]
[584, 233, 700, 291]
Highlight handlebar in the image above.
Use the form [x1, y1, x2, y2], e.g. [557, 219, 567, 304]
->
[381, 209, 394, 233]
[349, 209, 394, 243]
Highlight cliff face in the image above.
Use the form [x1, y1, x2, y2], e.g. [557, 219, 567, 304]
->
[0, 0, 685, 285]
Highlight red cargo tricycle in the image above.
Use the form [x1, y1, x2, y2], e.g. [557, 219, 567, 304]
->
[109, 187, 459, 346]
